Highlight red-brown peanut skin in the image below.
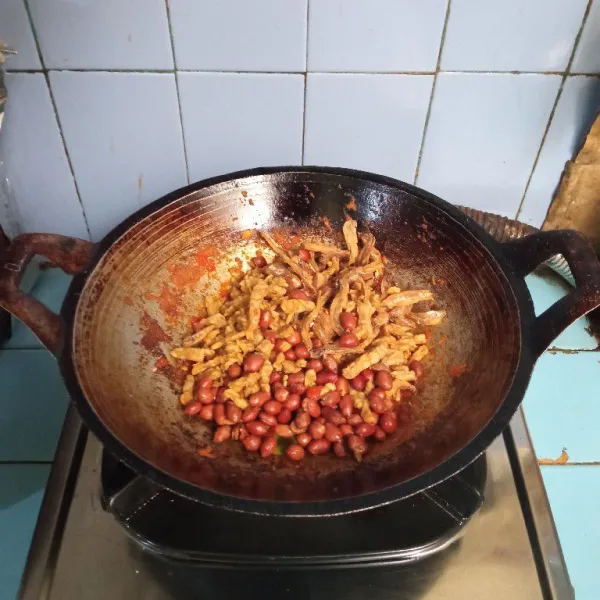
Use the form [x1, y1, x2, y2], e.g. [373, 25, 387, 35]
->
[380, 411, 398, 434]
[213, 425, 231, 444]
[308, 439, 331, 455]
[243, 353, 264, 373]
[286, 444, 305, 461]
[246, 420, 268, 436]
[260, 436, 277, 457]
[242, 435, 261, 452]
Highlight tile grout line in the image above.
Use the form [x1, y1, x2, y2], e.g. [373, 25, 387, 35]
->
[164, 0, 190, 185]
[20, 0, 43, 73]
[44, 75, 93, 239]
[568, 71, 600, 77]
[301, 0, 310, 165]
[442, 69, 566, 76]
[22, 0, 93, 240]
[301, 73, 308, 165]
[8, 68, 600, 77]
[413, 0, 453, 186]
[514, 0, 594, 222]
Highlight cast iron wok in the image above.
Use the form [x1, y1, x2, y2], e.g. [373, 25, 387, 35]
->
[1, 167, 599, 517]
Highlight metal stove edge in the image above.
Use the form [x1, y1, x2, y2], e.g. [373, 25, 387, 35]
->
[18, 406, 573, 600]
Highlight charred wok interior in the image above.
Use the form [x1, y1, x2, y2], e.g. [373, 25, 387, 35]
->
[67, 170, 525, 509]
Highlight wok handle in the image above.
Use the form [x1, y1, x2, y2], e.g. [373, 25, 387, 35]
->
[0, 233, 94, 356]
[502, 230, 600, 358]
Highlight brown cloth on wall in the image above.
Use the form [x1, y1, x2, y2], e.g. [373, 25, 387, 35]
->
[542, 114, 600, 252]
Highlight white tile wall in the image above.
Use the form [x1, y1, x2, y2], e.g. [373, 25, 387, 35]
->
[178, 73, 304, 181]
[519, 76, 600, 226]
[442, 0, 588, 72]
[27, 0, 173, 70]
[0, 0, 599, 238]
[304, 74, 433, 180]
[169, 0, 307, 71]
[49, 72, 187, 241]
[0, 74, 88, 238]
[418, 73, 561, 216]
[308, 0, 447, 73]
[0, 0, 41, 70]
[572, 0, 600, 74]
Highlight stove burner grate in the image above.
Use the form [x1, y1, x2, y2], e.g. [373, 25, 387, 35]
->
[101, 451, 487, 567]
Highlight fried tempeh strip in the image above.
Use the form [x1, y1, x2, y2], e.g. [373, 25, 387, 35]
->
[343, 219, 359, 264]
[388, 306, 415, 327]
[330, 276, 351, 335]
[312, 309, 334, 345]
[314, 257, 339, 290]
[246, 280, 269, 339]
[183, 325, 215, 347]
[357, 233, 376, 266]
[205, 294, 223, 316]
[384, 323, 411, 337]
[410, 345, 429, 362]
[260, 232, 314, 290]
[353, 283, 376, 341]
[381, 290, 433, 309]
[381, 350, 409, 367]
[315, 325, 383, 358]
[304, 242, 349, 257]
[280, 299, 316, 315]
[410, 310, 446, 326]
[342, 344, 390, 379]
[300, 292, 325, 350]
[171, 347, 215, 362]
[329, 266, 363, 332]
[372, 310, 389, 328]
[184, 312, 227, 348]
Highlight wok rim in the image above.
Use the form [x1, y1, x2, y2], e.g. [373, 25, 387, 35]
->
[58, 166, 538, 517]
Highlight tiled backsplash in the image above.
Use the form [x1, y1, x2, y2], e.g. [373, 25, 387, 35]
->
[1, 0, 599, 241]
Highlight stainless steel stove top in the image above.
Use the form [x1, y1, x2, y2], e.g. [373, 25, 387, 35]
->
[19, 407, 572, 599]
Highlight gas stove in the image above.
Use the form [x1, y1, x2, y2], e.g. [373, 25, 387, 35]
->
[19, 406, 572, 599]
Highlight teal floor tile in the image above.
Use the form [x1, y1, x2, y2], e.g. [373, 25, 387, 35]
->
[523, 352, 600, 463]
[2, 269, 72, 350]
[525, 270, 598, 350]
[0, 350, 69, 462]
[541, 465, 600, 600]
[0, 464, 50, 600]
